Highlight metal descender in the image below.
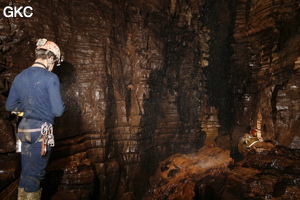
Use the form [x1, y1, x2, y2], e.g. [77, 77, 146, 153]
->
[41, 122, 54, 156]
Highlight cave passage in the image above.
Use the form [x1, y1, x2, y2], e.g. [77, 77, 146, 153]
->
[0, 0, 300, 199]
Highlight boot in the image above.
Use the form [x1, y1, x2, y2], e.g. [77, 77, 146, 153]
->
[22, 189, 42, 200]
[17, 188, 24, 200]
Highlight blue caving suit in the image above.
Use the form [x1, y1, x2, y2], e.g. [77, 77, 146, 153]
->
[5, 66, 65, 192]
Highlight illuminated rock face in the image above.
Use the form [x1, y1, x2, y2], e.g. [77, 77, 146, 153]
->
[0, 0, 300, 199]
[230, 0, 300, 149]
[143, 144, 233, 200]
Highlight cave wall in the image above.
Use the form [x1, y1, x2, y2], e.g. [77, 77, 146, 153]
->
[0, 0, 222, 199]
[231, 0, 300, 149]
[1, 0, 300, 199]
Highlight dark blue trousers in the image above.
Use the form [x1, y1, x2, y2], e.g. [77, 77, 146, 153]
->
[18, 119, 52, 192]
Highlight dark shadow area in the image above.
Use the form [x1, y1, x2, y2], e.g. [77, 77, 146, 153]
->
[42, 61, 85, 199]
[202, 0, 235, 134]
[41, 170, 64, 200]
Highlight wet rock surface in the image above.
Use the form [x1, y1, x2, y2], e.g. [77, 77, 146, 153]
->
[223, 144, 300, 200]
[230, 0, 300, 149]
[143, 144, 233, 200]
[0, 0, 299, 199]
[142, 143, 300, 200]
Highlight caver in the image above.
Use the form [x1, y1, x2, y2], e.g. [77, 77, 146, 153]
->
[5, 38, 65, 200]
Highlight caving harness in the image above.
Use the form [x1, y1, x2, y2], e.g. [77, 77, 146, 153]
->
[41, 122, 54, 156]
[17, 121, 54, 156]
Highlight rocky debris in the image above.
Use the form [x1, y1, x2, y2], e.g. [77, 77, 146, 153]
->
[143, 144, 234, 200]
[0, 0, 300, 199]
[223, 145, 300, 200]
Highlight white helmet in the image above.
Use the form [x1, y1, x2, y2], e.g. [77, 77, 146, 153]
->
[36, 38, 62, 65]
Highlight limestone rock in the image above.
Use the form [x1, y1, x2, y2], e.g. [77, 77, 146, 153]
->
[0, 0, 300, 199]
[143, 144, 233, 200]
[223, 146, 300, 199]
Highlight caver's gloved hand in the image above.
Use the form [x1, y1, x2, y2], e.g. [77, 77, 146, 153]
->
[11, 111, 24, 117]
